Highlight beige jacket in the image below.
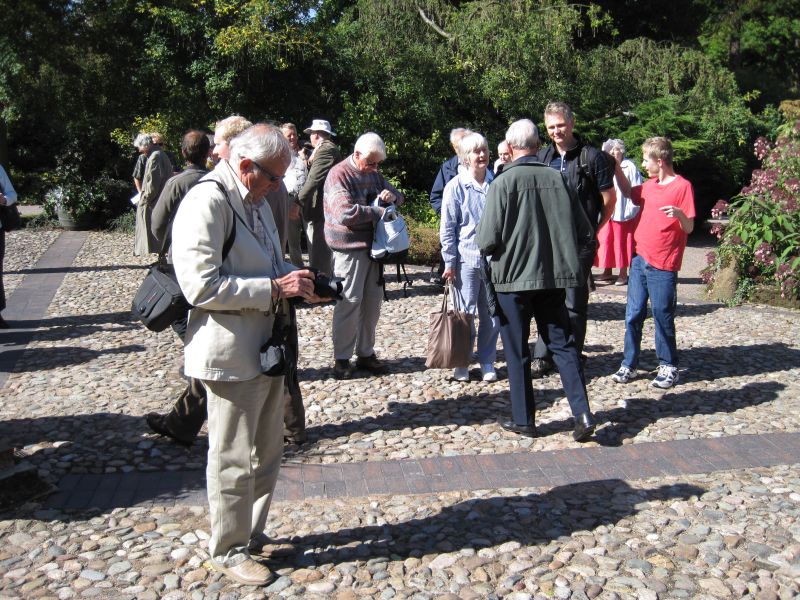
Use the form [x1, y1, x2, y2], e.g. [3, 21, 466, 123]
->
[172, 160, 295, 381]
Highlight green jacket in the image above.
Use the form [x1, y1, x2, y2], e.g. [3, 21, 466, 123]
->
[475, 156, 596, 292]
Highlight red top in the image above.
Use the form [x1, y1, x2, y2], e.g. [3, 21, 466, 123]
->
[631, 175, 696, 272]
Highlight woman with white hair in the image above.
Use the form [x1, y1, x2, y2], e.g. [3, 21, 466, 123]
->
[595, 138, 643, 286]
[440, 132, 500, 382]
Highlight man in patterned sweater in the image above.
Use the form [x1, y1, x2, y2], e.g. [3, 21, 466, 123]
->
[323, 132, 404, 379]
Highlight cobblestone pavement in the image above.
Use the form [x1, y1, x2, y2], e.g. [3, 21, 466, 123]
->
[0, 229, 798, 599]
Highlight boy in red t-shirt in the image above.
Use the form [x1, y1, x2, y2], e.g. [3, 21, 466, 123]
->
[610, 137, 695, 389]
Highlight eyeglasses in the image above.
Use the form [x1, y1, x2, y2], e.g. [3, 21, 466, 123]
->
[365, 160, 381, 167]
[251, 161, 282, 183]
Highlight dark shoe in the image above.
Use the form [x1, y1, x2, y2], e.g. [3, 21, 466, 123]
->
[332, 359, 353, 380]
[145, 412, 194, 447]
[573, 412, 596, 442]
[498, 418, 537, 437]
[531, 357, 555, 379]
[0, 316, 9, 329]
[284, 430, 307, 445]
[355, 354, 387, 374]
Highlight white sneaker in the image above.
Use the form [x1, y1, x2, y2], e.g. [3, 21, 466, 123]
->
[480, 363, 497, 382]
[651, 364, 679, 389]
[453, 367, 469, 382]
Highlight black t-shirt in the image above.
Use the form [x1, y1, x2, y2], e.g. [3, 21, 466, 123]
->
[537, 138, 613, 229]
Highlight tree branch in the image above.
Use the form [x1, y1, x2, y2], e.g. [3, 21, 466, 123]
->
[418, 7, 453, 41]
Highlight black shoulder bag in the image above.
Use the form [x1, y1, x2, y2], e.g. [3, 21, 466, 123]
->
[131, 180, 239, 332]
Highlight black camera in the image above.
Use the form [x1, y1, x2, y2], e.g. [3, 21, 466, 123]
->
[310, 268, 343, 301]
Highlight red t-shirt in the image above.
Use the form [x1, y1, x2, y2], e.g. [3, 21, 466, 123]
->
[631, 175, 695, 271]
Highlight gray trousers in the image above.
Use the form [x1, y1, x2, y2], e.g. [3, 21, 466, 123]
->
[332, 249, 383, 360]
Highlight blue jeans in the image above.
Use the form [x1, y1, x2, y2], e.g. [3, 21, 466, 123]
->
[622, 255, 678, 369]
[454, 263, 500, 364]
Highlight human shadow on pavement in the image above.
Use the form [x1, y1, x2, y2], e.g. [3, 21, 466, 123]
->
[557, 380, 785, 446]
[303, 347, 792, 444]
[0, 344, 146, 372]
[5, 265, 146, 275]
[0, 312, 139, 344]
[268, 479, 705, 568]
[587, 300, 721, 322]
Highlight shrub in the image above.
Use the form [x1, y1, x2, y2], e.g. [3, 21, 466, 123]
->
[704, 120, 800, 303]
[406, 216, 440, 267]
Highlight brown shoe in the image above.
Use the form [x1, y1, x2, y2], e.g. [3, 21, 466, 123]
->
[209, 557, 274, 586]
[332, 359, 353, 380]
[355, 354, 387, 374]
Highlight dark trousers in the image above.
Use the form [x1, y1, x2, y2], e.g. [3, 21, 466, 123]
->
[164, 305, 305, 441]
[533, 257, 592, 359]
[496, 289, 590, 426]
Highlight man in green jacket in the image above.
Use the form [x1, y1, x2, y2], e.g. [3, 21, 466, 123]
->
[475, 119, 597, 442]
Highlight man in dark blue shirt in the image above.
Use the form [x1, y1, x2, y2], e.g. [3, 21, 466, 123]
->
[531, 102, 616, 377]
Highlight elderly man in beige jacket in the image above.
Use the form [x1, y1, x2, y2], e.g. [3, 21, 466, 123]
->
[172, 124, 321, 586]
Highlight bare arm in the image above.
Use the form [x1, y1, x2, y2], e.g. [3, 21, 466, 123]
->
[659, 205, 694, 234]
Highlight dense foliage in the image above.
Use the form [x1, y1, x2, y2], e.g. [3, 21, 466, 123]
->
[1, 0, 797, 227]
[703, 115, 800, 303]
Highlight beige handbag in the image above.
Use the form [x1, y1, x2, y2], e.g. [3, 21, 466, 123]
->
[425, 284, 473, 369]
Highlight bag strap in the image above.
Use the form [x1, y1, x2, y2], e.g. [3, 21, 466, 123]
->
[158, 179, 239, 265]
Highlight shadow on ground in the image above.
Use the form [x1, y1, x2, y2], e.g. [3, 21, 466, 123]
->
[269, 479, 705, 568]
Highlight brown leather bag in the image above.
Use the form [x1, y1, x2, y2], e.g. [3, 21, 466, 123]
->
[425, 285, 473, 369]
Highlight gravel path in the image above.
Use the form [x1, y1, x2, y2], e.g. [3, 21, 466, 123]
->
[0, 228, 797, 599]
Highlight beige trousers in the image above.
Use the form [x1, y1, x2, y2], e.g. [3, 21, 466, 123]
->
[331, 249, 384, 360]
[203, 374, 284, 565]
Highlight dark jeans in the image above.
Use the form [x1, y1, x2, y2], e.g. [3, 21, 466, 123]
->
[533, 256, 593, 360]
[164, 305, 305, 441]
[496, 289, 590, 426]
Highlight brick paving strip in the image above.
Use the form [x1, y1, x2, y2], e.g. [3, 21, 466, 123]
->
[0, 231, 89, 389]
[45, 431, 800, 511]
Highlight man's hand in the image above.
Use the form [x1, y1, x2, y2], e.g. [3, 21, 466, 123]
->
[289, 203, 301, 220]
[659, 205, 694, 234]
[0, 193, 7, 206]
[273, 269, 316, 300]
[442, 268, 456, 283]
[376, 189, 397, 205]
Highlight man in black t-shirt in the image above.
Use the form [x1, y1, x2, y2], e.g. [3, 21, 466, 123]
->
[531, 102, 616, 377]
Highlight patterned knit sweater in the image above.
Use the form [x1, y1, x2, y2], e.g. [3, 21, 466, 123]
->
[323, 156, 404, 251]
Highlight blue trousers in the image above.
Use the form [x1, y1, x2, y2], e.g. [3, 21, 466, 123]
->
[497, 289, 591, 426]
[622, 255, 679, 369]
[453, 264, 500, 364]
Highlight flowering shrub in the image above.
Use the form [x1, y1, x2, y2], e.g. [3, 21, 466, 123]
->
[703, 121, 800, 303]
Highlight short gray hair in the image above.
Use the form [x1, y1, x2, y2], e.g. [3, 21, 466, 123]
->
[449, 127, 471, 147]
[457, 132, 488, 166]
[215, 115, 253, 143]
[229, 124, 292, 169]
[602, 138, 625, 154]
[354, 132, 386, 160]
[134, 133, 153, 150]
[505, 119, 540, 151]
[544, 102, 574, 123]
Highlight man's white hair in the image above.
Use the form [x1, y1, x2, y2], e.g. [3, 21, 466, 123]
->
[602, 138, 625, 154]
[354, 132, 386, 160]
[449, 127, 471, 147]
[133, 133, 153, 150]
[457, 132, 488, 166]
[215, 115, 253, 143]
[505, 119, 540, 151]
[229, 124, 291, 168]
